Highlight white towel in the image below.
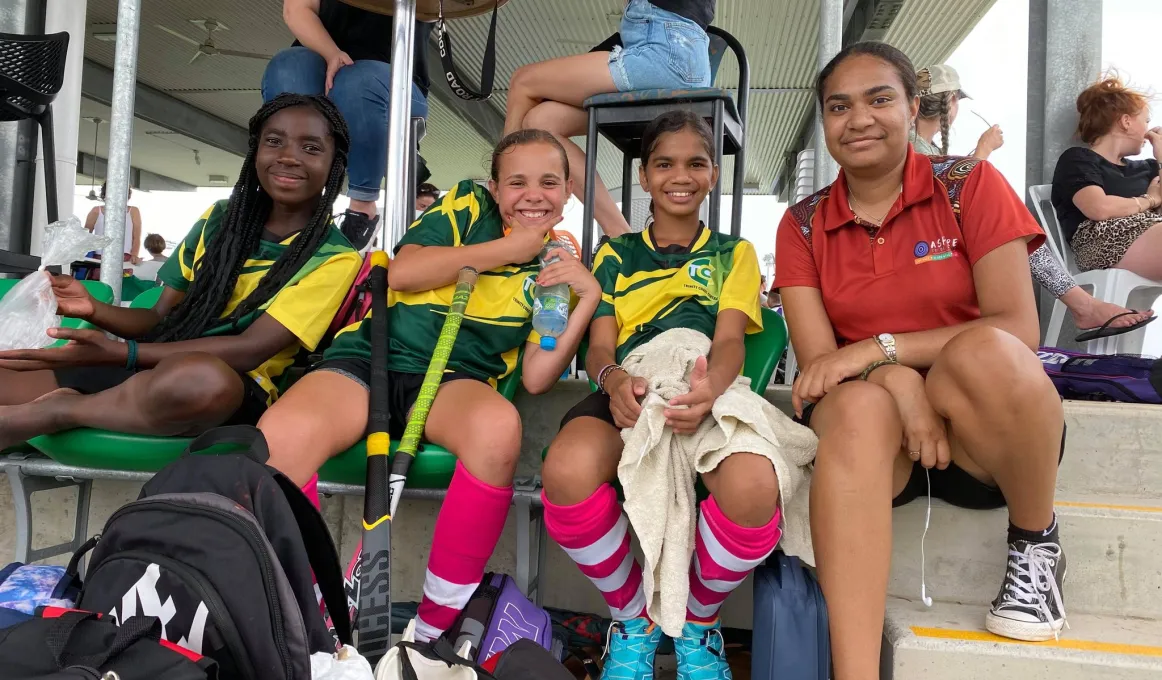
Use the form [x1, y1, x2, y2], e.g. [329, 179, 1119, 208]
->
[618, 328, 817, 637]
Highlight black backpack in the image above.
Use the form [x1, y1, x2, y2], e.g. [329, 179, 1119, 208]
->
[72, 426, 352, 680]
[0, 609, 218, 679]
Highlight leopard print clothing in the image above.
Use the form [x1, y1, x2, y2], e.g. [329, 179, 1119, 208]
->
[1028, 243, 1077, 298]
[1070, 209, 1162, 272]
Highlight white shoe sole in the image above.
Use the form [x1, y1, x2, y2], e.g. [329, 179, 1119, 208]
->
[984, 611, 1065, 641]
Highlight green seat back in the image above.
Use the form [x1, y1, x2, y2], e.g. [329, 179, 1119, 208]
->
[120, 275, 160, 304]
[129, 285, 165, 310]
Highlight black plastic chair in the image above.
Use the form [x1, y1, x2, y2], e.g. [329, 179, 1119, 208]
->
[0, 31, 71, 224]
[580, 26, 749, 264]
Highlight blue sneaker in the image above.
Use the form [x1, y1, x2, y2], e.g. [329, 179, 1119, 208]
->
[674, 619, 732, 680]
[601, 617, 662, 680]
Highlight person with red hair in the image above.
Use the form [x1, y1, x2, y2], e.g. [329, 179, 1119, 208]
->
[1052, 73, 1162, 280]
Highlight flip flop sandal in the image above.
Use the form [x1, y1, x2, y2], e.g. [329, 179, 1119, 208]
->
[1075, 311, 1157, 342]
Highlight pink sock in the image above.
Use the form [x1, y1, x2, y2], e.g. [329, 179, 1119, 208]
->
[687, 495, 781, 624]
[414, 463, 512, 642]
[543, 484, 647, 621]
[301, 475, 320, 510]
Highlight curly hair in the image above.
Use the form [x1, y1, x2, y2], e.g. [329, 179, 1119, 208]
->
[1076, 72, 1151, 145]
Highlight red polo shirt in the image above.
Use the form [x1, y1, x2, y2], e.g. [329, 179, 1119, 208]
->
[774, 150, 1044, 345]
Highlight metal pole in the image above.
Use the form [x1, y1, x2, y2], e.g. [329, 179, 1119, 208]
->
[383, 0, 417, 249]
[813, 0, 842, 191]
[99, 0, 140, 302]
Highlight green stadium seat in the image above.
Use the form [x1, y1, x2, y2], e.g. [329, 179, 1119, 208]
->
[28, 337, 526, 490]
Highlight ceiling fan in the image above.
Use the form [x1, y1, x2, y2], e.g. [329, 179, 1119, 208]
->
[156, 19, 272, 65]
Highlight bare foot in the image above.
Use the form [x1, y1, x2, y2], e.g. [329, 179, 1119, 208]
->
[0, 389, 77, 450]
[1070, 299, 1154, 331]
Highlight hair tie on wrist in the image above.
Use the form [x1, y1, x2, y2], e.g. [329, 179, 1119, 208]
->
[125, 339, 138, 371]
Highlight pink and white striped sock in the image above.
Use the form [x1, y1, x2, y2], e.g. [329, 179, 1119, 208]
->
[687, 495, 781, 624]
[543, 484, 647, 621]
[414, 462, 512, 642]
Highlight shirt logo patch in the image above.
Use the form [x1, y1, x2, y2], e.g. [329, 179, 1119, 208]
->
[687, 258, 714, 287]
[513, 274, 536, 312]
[913, 237, 959, 264]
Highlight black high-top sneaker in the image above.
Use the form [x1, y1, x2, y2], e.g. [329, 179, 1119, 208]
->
[985, 539, 1067, 641]
[336, 210, 379, 250]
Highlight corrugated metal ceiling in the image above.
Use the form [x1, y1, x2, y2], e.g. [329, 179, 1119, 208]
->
[82, 0, 996, 193]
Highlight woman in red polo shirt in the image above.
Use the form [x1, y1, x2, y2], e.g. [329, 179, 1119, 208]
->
[775, 42, 1067, 679]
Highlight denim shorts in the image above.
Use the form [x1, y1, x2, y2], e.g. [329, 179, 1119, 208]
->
[608, 0, 712, 91]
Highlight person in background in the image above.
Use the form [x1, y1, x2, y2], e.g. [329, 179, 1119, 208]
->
[1053, 73, 1162, 282]
[266, 0, 432, 250]
[778, 43, 1067, 679]
[765, 287, 781, 311]
[84, 183, 142, 265]
[913, 64, 1152, 343]
[131, 234, 169, 282]
[416, 182, 440, 214]
[503, 0, 716, 239]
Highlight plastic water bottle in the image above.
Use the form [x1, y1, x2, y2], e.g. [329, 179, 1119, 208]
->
[532, 241, 570, 350]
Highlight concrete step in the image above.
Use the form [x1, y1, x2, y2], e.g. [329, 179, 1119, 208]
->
[1057, 401, 1162, 498]
[888, 495, 1162, 620]
[882, 597, 1162, 680]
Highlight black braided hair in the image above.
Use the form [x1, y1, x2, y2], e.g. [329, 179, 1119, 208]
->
[148, 94, 350, 342]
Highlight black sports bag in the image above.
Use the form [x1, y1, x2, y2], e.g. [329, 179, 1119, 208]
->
[73, 426, 351, 680]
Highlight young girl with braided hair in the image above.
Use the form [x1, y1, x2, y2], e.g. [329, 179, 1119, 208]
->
[0, 93, 362, 447]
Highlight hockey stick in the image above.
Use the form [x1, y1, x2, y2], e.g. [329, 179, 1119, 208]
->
[355, 265, 480, 664]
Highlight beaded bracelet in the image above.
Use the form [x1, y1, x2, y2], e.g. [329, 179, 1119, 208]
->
[597, 364, 627, 394]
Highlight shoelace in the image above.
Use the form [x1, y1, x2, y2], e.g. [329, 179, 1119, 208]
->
[602, 624, 652, 676]
[678, 628, 727, 677]
[1000, 542, 1068, 639]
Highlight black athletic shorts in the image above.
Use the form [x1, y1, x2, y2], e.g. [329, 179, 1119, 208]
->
[311, 358, 485, 439]
[52, 365, 270, 427]
[559, 390, 617, 429]
[795, 401, 1067, 510]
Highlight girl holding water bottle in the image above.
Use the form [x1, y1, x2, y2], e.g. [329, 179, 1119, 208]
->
[540, 111, 774, 680]
[259, 129, 599, 644]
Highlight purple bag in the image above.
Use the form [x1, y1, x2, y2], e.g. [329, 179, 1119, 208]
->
[442, 573, 553, 664]
[1038, 347, 1162, 404]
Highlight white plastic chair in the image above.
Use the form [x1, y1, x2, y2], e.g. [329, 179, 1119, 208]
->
[1029, 184, 1162, 355]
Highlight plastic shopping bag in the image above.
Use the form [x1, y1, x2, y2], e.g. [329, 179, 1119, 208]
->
[0, 217, 111, 351]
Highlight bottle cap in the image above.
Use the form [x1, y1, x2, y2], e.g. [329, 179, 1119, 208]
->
[539, 336, 557, 351]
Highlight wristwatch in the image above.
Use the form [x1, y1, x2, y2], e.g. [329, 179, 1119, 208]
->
[874, 333, 898, 362]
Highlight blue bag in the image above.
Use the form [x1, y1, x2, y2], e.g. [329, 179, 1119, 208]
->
[752, 552, 830, 680]
[0, 561, 82, 629]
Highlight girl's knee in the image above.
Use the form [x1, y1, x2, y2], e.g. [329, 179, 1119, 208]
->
[148, 354, 241, 419]
[462, 400, 523, 470]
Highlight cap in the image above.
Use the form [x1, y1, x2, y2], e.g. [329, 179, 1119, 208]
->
[539, 336, 557, 351]
[917, 65, 970, 100]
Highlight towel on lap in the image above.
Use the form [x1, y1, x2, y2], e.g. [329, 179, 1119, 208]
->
[618, 328, 817, 637]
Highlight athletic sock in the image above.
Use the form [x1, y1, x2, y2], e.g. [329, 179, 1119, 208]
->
[687, 495, 781, 624]
[1008, 513, 1059, 545]
[414, 462, 512, 642]
[301, 474, 320, 510]
[543, 483, 647, 621]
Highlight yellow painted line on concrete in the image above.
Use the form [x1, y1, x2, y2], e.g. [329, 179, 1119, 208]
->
[911, 627, 1162, 658]
[1055, 500, 1162, 514]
